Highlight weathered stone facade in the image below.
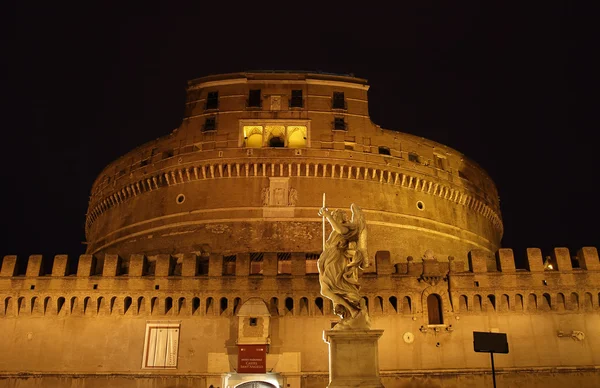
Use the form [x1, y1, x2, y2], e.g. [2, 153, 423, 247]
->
[1, 72, 598, 387]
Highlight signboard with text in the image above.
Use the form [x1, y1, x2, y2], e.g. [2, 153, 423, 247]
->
[237, 344, 267, 373]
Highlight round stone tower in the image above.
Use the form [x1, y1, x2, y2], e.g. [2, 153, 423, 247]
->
[85, 71, 502, 264]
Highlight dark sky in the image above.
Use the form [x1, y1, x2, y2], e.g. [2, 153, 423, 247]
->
[2, 3, 595, 265]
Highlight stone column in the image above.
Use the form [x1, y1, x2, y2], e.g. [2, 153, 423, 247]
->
[323, 330, 384, 388]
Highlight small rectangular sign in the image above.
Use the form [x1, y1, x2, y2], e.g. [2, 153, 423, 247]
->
[473, 331, 509, 354]
[238, 344, 267, 373]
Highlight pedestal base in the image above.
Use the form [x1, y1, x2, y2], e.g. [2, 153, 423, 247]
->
[323, 329, 384, 388]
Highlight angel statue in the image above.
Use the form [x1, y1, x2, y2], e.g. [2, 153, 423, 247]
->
[317, 203, 371, 330]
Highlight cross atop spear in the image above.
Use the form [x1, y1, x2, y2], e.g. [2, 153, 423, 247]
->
[322, 193, 326, 251]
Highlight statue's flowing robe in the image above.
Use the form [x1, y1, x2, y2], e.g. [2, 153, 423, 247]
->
[317, 223, 362, 317]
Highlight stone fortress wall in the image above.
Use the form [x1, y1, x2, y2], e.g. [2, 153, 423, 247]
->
[84, 72, 502, 263]
[2, 72, 598, 387]
[1, 246, 599, 387]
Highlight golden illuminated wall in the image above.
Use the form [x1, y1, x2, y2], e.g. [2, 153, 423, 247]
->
[84, 72, 502, 264]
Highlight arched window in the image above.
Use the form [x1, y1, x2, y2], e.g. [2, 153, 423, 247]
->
[427, 294, 443, 324]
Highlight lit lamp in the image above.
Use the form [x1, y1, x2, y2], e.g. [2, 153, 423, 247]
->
[543, 256, 553, 270]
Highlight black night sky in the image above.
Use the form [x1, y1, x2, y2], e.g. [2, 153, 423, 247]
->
[2, 3, 595, 266]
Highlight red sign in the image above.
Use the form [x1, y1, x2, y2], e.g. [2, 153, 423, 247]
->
[237, 344, 267, 373]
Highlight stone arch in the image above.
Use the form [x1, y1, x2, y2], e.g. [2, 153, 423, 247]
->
[219, 297, 228, 316]
[284, 297, 294, 316]
[556, 293, 566, 311]
[315, 297, 324, 315]
[473, 295, 482, 312]
[402, 296, 412, 314]
[44, 296, 52, 315]
[527, 293, 537, 312]
[31, 296, 40, 315]
[569, 292, 579, 310]
[421, 282, 452, 318]
[232, 297, 242, 315]
[515, 294, 524, 311]
[459, 295, 468, 313]
[374, 296, 384, 315]
[584, 292, 593, 311]
[427, 294, 443, 324]
[389, 296, 398, 313]
[268, 297, 279, 316]
[16, 296, 25, 316]
[3, 297, 14, 316]
[500, 294, 510, 312]
[137, 296, 146, 315]
[97, 296, 106, 315]
[299, 297, 309, 316]
[541, 293, 552, 311]
[70, 296, 79, 315]
[192, 297, 201, 316]
[110, 296, 117, 315]
[150, 296, 159, 315]
[124, 296, 133, 315]
[486, 294, 496, 312]
[206, 297, 215, 315]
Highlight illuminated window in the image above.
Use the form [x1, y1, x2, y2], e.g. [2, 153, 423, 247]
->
[287, 126, 307, 148]
[265, 125, 286, 148]
[243, 126, 264, 148]
[290, 90, 303, 108]
[203, 117, 216, 131]
[332, 91, 345, 109]
[205, 91, 219, 110]
[142, 322, 180, 369]
[248, 89, 261, 108]
[334, 118, 346, 130]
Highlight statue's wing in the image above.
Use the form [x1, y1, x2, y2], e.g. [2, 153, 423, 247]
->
[351, 204, 370, 268]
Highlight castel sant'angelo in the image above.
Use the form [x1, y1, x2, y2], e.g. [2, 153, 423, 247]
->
[1, 71, 599, 388]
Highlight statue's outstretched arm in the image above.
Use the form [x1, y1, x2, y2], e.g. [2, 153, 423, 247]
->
[318, 208, 349, 235]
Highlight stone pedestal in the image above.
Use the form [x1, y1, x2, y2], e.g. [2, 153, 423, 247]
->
[323, 329, 384, 388]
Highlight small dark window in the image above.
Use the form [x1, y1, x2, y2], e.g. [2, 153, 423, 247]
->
[277, 252, 291, 274]
[334, 118, 346, 130]
[249, 317, 258, 326]
[332, 92, 345, 109]
[203, 117, 216, 131]
[427, 293, 443, 324]
[408, 152, 420, 163]
[459, 170, 469, 181]
[290, 90, 303, 108]
[162, 149, 174, 159]
[378, 146, 391, 155]
[93, 284, 98, 290]
[248, 89, 262, 108]
[205, 91, 219, 110]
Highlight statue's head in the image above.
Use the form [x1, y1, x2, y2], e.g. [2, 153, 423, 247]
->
[331, 209, 348, 223]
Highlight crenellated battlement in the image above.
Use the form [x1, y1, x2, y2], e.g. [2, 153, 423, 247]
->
[1, 246, 598, 282]
[1, 247, 599, 319]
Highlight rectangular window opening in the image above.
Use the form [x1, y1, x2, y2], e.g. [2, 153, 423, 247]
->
[305, 253, 319, 274]
[332, 92, 345, 109]
[203, 117, 216, 132]
[250, 252, 264, 275]
[205, 91, 219, 110]
[248, 89, 262, 108]
[290, 90, 303, 108]
[223, 255, 236, 276]
[334, 118, 346, 131]
[378, 146, 391, 155]
[277, 252, 292, 275]
[408, 152, 420, 163]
